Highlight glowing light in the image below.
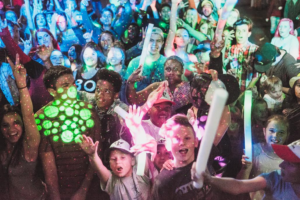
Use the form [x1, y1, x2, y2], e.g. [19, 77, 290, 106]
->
[61, 130, 73, 143]
[65, 107, 74, 116]
[62, 125, 67, 130]
[35, 119, 41, 124]
[244, 90, 253, 162]
[39, 114, 45, 119]
[44, 106, 59, 118]
[71, 123, 77, 129]
[75, 110, 79, 115]
[53, 122, 59, 127]
[44, 130, 51, 136]
[53, 100, 61, 105]
[42, 120, 52, 129]
[75, 105, 80, 109]
[86, 119, 94, 128]
[106, 65, 114, 70]
[62, 94, 67, 99]
[66, 100, 72, 104]
[57, 88, 63, 93]
[74, 135, 82, 143]
[59, 106, 65, 111]
[80, 109, 91, 120]
[74, 129, 80, 135]
[79, 102, 85, 107]
[81, 126, 86, 132]
[73, 117, 78, 122]
[88, 104, 92, 109]
[53, 135, 59, 142]
[52, 128, 58, 134]
[65, 120, 72, 125]
[79, 120, 83, 125]
[37, 125, 42, 131]
[67, 86, 77, 99]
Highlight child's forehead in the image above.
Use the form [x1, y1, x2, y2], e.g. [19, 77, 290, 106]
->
[170, 125, 194, 138]
[109, 149, 130, 157]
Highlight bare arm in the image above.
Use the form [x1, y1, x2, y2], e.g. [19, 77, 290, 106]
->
[164, 0, 177, 57]
[24, 0, 34, 30]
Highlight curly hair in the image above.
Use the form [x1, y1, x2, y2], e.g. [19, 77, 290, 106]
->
[96, 68, 122, 93]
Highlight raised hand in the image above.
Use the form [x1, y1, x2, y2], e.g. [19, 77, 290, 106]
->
[80, 0, 89, 7]
[178, 1, 188, 10]
[211, 33, 225, 58]
[0, 19, 7, 33]
[83, 30, 93, 42]
[130, 133, 157, 159]
[36, 44, 54, 62]
[176, 18, 187, 28]
[20, 35, 32, 52]
[127, 65, 145, 83]
[145, 81, 168, 108]
[125, 104, 144, 129]
[161, 159, 175, 171]
[78, 134, 99, 156]
[7, 54, 27, 89]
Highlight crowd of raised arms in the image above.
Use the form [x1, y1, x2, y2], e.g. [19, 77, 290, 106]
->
[1, 0, 300, 199]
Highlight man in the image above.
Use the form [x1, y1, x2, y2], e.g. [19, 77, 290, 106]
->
[224, 17, 258, 92]
[254, 43, 300, 89]
[199, 0, 217, 25]
[36, 66, 104, 200]
[125, 27, 167, 91]
[198, 139, 300, 199]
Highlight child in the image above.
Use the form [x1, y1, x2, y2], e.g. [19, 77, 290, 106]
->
[237, 115, 290, 200]
[153, 139, 173, 172]
[198, 139, 300, 199]
[262, 76, 284, 114]
[79, 105, 157, 200]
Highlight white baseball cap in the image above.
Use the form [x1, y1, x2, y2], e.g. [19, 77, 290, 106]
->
[272, 140, 300, 163]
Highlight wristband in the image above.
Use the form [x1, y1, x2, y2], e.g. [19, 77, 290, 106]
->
[18, 85, 27, 90]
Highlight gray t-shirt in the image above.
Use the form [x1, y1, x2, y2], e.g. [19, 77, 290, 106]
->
[101, 165, 151, 200]
[260, 170, 300, 200]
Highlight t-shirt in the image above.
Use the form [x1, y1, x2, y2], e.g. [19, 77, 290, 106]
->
[260, 170, 300, 200]
[101, 165, 151, 200]
[142, 119, 161, 142]
[271, 35, 299, 60]
[124, 55, 166, 91]
[151, 162, 218, 200]
[263, 93, 284, 113]
[75, 69, 98, 93]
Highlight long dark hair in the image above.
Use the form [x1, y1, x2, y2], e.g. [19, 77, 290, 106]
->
[34, 13, 48, 30]
[80, 42, 106, 70]
[35, 28, 61, 50]
[0, 105, 24, 167]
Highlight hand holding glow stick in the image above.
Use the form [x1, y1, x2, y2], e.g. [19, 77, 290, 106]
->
[138, 23, 154, 75]
[244, 90, 252, 162]
[193, 89, 228, 189]
[114, 105, 147, 176]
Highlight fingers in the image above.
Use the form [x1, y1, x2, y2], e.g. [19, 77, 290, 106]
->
[20, 37, 25, 43]
[6, 56, 15, 71]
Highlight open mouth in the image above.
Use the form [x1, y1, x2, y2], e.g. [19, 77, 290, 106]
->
[116, 167, 123, 172]
[179, 149, 188, 154]
[271, 138, 281, 144]
[10, 132, 18, 136]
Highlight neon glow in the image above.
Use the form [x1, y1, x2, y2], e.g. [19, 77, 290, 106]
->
[244, 90, 253, 162]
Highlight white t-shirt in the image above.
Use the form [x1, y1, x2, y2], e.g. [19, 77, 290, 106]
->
[271, 35, 299, 60]
[101, 165, 151, 200]
[263, 93, 284, 113]
[142, 120, 162, 142]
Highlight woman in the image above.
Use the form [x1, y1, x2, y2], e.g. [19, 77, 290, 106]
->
[68, 44, 82, 71]
[74, 42, 106, 93]
[98, 31, 115, 57]
[0, 56, 45, 199]
[271, 18, 299, 60]
[34, 13, 48, 30]
[127, 56, 192, 113]
[121, 23, 141, 50]
[35, 28, 60, 50]
[106, 46, 126, 77]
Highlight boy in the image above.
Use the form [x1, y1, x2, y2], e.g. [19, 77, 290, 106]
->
[36, 66, 103, 200]
[198, 139, 300, 199]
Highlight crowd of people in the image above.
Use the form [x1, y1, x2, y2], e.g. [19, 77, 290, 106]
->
[0, 0, 300, 199]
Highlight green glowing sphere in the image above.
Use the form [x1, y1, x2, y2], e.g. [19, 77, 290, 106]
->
[62, 94, 67, 99]
[79, 120, 83, 125]
[65, 107, 74, 116]
[75, 110, 79, 115]
[53, 135, 59, 142]
[80, 109, 91, 120]
[62, 125, 67, 130]
[61, 130, 73, 143]
[35, 119, 40, 124]
[65, 120, 72, 126]
[52, 128, 58, 134]
[42, 120, 52, 129]
[39, 114, 45, 119]
[59, 106, 65, 111]
[59, 115, 66, 121]
[88, 104, 93, 109]
[73, 117, 78, 122]
[75, 105, 80, 109]
[57, 88, 63, 94]
[74, 135, 82, 143]
[53, 122, 59, 127]
[44, 106, 59, 118]
[74, 129, 80, 135]
[34, 114, 38, 118]
[86, 119, 94, 128]
[67, 87, 77, 99]
[37, 125, 42, 131]
[66, 100, 72, 104]
[71, 123, 77, 129]
[53, 100, 61, 106]
[79, 102, 85, 107]
[81, 126, 86, 132]
[44, 130, 51, 136]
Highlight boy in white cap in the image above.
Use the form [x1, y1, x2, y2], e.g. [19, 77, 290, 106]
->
[196, 140, 300, 199]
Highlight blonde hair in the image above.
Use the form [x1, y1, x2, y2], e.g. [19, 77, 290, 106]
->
[263, 76, 282, 93]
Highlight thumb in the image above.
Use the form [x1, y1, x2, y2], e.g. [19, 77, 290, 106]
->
[95, 141, 99, 152]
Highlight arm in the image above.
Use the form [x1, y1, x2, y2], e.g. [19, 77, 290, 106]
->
[80, 0, 94, 33]
[40, 150, 61, 200]
[53, 0, 64, 13]
[178, 19, 207, 42]
[213, 105, 230, 146]
[8, 55, 40, 162]
[290, 37, 299, 60]
[164, 0, 178, 57]
[150, 0, 159, 19]
[24, 0, 34, 30]
[188, 0, 201, 23]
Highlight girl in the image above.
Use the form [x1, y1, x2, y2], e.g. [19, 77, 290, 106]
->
[271, 18, 299, 60]
[0, 55, 45, 199]
[68, 44, 82, 71]
[262, 76, 284, 114]
[106, 46, 126, 77]
[237, 115, 290, 200]
[98, 31, 115, 57]
[34, 13, 48, 30]
[74, 42, 106, 93]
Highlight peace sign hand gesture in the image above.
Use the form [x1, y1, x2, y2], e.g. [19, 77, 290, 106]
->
[7, 54, 27, 89]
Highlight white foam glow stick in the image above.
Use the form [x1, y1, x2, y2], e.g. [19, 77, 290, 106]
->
[139, 23, 154, 75]
[113, 106, 147, 176]
[244, 90, 252, 162]
[214, 0, 238, 44]
[193, 89, 228, 189]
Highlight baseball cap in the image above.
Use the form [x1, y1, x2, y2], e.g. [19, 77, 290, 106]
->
[152, 27, 164, 40]
[201, 0, 213, 8]
[108, 139, 132, 155]
[157, 138, 166, 146]
[289, 73, 300, 88]
[272, 140, 300, 163]
[154, 88, 175, 105]
[254, 43, 277, 73]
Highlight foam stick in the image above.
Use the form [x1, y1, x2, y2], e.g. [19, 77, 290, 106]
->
[114, 106, 147, 176]
[193, 89, 228, 189]
[244, 90, 252, 162]
[139, 23, 154, 75]
[214, 0, 238, 45]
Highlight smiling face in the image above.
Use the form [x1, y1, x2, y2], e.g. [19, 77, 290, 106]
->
[57, 15, 67, 32]
[170, 125, 197, 167]
[235, 24, 251, 45]
[100, 33, 113, 51]
[148, 102, 172, 128]
[164, 59, 183, 86]
[83, 47, 98, 67]
[199, 23, 209, 35]
[175, 29, 190, 47]
[279, 161, 300, 183]
[1, 113, 23, 144]
[68, 46, 76, 62]
[185, 9, 197, 25]
[202, 4, 212, 17]
[36, 14, 47, 29]
[148, 33, 164, 55]
[95, 80, 117, 110]
[100, 10, 113, 25]
[279, 21, 291, 38]
[264, 120, 288, 146]
[37, 31, 52, 47]
[107, 47, 123, 66]
[50, 50, 64, 66]
[109, 149, 134, 177]
[161, 6, 171, 22]
[154, 145, 172, 170]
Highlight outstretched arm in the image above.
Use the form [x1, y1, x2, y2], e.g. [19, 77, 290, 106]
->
[164, 0, 178, 57]
[8, 55, 40, 162]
